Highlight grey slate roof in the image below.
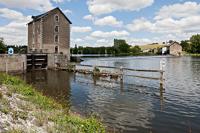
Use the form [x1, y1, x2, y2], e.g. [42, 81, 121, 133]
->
[28, 7, 72, 25]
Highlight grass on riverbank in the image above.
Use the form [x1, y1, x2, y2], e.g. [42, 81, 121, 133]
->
[0, 73, 105, 133]
[184, 53, 200, 57]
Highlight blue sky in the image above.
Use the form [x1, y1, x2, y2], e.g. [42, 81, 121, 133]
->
[0, 0, 200, 47]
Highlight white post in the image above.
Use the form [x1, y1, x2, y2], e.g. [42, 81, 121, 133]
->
[160, 59, 166, 90]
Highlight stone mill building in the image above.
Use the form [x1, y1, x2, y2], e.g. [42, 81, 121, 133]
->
[27, 7, 72, 57]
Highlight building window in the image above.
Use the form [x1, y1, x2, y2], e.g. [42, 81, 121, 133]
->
[55, 15, 59, 22]
[55, 46, 58, 53]
[55, 25, 59, 33]
[54, 35, 59, 43]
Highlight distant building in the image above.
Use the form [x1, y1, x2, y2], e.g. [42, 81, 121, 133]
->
[27, 7, 72, 58]
[161, 42, 182, 56]
[168, 42, 182, 56]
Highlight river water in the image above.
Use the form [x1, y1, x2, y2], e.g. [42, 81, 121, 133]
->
[22, 56, 200, 133]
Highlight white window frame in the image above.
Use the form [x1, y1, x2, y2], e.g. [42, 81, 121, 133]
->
[55, 46, 59, 53]
[54, 14, 59, 22]
[54, 34, 59, 43]
[54, 25, 59, 33]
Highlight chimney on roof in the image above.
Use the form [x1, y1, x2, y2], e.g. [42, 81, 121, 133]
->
[32, 16, 36, 19]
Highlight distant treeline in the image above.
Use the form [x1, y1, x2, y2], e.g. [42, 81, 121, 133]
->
[0, 40, 27, 54]
[71, 39, 142, 55]
[180, 34, 200, 53]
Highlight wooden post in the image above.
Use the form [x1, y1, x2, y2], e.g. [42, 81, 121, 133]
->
[120, 66, 123, 82]
[93, 65, 97, 76]
[120, 66, 123, 91]
[23, 62, 25, 74]
[160, 71, 164, 90]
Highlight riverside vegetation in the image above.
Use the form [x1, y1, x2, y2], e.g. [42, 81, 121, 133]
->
[0, 73, 105, 133]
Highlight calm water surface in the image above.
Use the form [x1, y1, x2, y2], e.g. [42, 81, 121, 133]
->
[22, 56, 200, 133]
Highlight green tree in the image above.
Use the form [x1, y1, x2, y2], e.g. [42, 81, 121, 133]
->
[73, 44, 78, 54]
[0, 39, 6, 54]
[130, 45, 141, 54]
[114, 39, 130, 53]
[180, 40, 191, 52]
[190, 34, 200, 53]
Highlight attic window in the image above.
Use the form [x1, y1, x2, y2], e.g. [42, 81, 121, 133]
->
[55, 15, 59, 22]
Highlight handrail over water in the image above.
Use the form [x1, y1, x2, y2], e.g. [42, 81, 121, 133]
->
[62, 63, 165, 90]
[77, 64, 165, 73]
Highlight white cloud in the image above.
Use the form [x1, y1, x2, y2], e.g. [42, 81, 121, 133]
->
[126, 18, 153, 32]
[0, 8, 31, 22]
[127, 38, 153, 45]
[94, 16, 123, 27]
[0, 0, 53, 12]
[83, 14, 94, 21]
[155, 2, 200, 20]
[52, 0, 64, 3]
[72, 26, 92, 33]
[63, 9, 72, 14]
[87, 0, 154, 15]
[126, 1, 200, 40]
[0, 21, 28, 45]
[0, 8, 32, 45]
[72, 38, 84, 43]
[95, 39, 113, 47]
[91, 30, 129, 38]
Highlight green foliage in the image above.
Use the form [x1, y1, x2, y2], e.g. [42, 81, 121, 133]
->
[7, 45, 27, 54]
[190, 34, 200, 53]
[0, 39, 6, 54]
[180, 40, 191, 52]
[0, 39, 27, 54]
[6, 128, 24, 133]
[0, 97, 10, 114]
[73, 44, 78, 54]
[71, 39, 132, 55]
[130, 45, 141, 54]
[114, 39, 130, 53]
[0, 91, 2, 99]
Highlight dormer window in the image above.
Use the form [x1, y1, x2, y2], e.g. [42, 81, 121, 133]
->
[55, 25, 59, 33]
[55, 15, 59, 22]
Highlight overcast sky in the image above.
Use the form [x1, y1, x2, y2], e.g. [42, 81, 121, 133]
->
[0, 0, 200, 47]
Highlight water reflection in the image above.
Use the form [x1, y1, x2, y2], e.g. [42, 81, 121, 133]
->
[21, 56, 200, 133]
[22, 70, 72, 108]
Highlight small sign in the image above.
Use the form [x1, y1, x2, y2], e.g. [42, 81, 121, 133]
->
[8, 48, 14, 55]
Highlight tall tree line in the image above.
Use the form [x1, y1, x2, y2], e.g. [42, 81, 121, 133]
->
[180, 34, 200, 53]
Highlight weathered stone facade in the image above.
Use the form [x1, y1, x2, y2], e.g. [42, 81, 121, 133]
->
[169, 42, 182, 56]
[28, 8, 71, 60]
[0, 55, 26, 73]
[47, 54, 69, 69]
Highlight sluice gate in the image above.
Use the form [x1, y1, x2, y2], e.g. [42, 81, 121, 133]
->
[27, 54, 48, 70]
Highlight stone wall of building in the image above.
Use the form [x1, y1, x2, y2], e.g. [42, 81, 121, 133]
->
[169, 43, 182, 56]
[47, 54, 69, 69]
[0, 54, 26, 73]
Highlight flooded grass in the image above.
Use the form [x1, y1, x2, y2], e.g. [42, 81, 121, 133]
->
[0, 72, 105, 133]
